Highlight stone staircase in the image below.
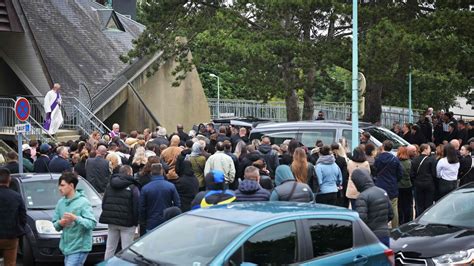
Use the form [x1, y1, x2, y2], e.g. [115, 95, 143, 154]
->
[55, 129, 82, 143]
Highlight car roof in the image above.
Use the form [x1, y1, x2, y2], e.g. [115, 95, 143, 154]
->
[11, 173, 62, 182]
[253, 120, 375, 131]
[189, 202, 359, 226]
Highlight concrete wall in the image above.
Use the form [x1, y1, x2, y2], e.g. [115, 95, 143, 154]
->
[135, 56, 210, 132]
[104, 86, 157, 132]
[0, 57, 29, 96]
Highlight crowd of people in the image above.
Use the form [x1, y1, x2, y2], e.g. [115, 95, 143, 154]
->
[1, 111, 474, 265]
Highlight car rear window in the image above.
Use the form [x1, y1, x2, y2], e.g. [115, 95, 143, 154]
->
[364, 127, 408, 149]
[301, 129, 336, 148]
[122, 214, 248, 265]
[22, 179, 101, 209]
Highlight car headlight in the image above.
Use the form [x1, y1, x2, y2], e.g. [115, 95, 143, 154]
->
[36, 220, 61, 234]
[432, 248, 474, 264]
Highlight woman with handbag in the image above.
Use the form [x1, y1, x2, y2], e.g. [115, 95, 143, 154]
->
[410, 144, 438, 217]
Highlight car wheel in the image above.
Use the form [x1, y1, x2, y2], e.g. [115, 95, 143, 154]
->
[22, 236, 36, 266]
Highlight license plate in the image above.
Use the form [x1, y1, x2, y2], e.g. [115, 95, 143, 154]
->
[93, 236, 105, 244]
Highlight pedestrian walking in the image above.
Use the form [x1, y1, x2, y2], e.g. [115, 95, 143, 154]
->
[410, 144, 437, 216]
[234, 166, 270, 202]
[139, 163, 180, 231]
[191, 170, 236, 209]
[270, 165, 314, 202]
[0, 168, 26, 266]
[374, 140, 403, 228]
[436, 144, 460, 199]
[52, 172, 97, 266]
[396, 146, 413, 225]
[99, 165, 140, 260]
[85, 145, 111, 194]
[346, 147, 371, 209]
[315, 145, 343, 206]
[352, 168, 393, 247]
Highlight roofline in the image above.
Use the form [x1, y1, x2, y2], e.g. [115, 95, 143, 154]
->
[91, 51, 162, 112]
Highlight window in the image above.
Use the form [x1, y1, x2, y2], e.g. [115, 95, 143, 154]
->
[308, 219, 353, 259]
[301, 129, 336, 148]
[265, 132, 297, 146]
[364, 127, 408, 149]
[230, 222, 298, 265]
[342, 130, 353, 150]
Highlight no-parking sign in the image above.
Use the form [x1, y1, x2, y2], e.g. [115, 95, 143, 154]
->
[15, 97, 30, 122]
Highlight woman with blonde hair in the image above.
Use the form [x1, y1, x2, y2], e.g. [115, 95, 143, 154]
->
[106, 153, 120, 174]
[132, 146, 147, 174]
[291, 147, 318, 195]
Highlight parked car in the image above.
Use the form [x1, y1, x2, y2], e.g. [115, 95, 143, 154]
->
[391, 182, 474, 265]
[100, 202, 394, 265]
[249, 120, 409, 150]
[9, 173, 107, 265]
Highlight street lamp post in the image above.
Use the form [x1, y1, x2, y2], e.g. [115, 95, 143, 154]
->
[408, 66, 413, 123]
[209, 73, 220, 118]
[351, 0, 359, 150]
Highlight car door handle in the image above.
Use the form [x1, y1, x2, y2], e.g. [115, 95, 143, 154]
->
[353, 254, 368, 264]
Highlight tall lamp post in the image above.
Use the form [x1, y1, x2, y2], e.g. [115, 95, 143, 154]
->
[351, 0, 359, 149]
[209, 73, 220, 118]
[408, 66, 413, 123]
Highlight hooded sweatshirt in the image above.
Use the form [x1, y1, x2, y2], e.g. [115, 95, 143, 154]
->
[258, 144, 280, 177]
[316, 155, 342, 194]
[235, 179, 270, 202]
[352, 168, 393, 238]
[99, 173, 140, 227]
[53, 190, 97, 256]
[270, 165, 314, 202]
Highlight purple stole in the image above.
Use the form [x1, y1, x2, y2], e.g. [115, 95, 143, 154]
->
[43, 92, 60, 130]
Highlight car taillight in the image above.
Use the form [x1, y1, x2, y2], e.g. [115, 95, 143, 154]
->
[384, 249, 395, 266]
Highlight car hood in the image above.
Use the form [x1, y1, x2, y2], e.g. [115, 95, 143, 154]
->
[28, 206, 108, 230]
[391, 222, 474, 258]
[97, 256, 134, 266]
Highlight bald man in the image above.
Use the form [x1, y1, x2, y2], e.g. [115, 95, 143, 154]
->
[450, 139, 460, 151]
[160, 135, 183, 180]
[43, 83, 63, 135]
[85, 145, 111, 193]
[407, 145, 417, 160]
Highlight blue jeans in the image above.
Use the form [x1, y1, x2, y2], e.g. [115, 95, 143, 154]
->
[64, 252, 88, 266]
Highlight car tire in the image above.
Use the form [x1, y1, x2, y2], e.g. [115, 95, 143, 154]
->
[22, 236, 36, 266]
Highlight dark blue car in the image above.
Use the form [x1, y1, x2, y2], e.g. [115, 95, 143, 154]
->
[101, 202, 394, 265]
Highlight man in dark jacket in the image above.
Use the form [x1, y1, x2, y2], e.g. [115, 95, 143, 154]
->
[352, 168, 393, 247]
[0, 168, 26, 266]
[235, 166, 270, 202]
[85, 145, 111, 194]
[99, 165, 140, 260]
[374, 140, 403, 228]
[174, 160, 199, 212]
[49, 146, 72, 173]
[34, 143, 51, 173]
[258, 136, 280, 178]
[191, 170, 236, 209]
[140, 163, 180, 231]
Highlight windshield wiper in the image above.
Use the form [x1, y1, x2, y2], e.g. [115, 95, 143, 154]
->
[426, 223, 468, 229]
[127, 247, 161, 266]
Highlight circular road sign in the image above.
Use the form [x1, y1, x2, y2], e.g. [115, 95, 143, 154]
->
[15, 97, 31, 122]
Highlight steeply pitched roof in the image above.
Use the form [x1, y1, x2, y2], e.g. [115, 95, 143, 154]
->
[18, 0, 145, 98]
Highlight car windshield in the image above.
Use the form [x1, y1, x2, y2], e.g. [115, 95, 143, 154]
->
[22, 179, 101, 209]
[122, 214, 248, 265]
[364, 127, 409, 149]
[418, 189, 474, 228]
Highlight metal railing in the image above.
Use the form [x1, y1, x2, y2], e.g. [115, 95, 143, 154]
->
[207, 98, 421, 128]
[22, 95, 111, 137]
[0, 98, 55, 143]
